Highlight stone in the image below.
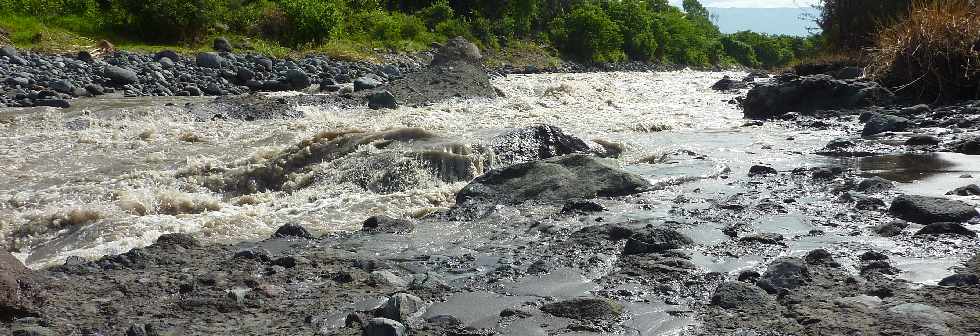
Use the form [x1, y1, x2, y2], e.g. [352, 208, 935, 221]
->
[233, 248, 271, 262]
[213, 37, 233, 52]
[757, 258, 809, 294]
[431, 37, 483, 66]
[823, 138, 855, 150]
[710, 281, 772, 309]
[490, 124, 592, 166]
[154, 50, 179, 61]
[284, 69, 310, 90]
[354, 76, 382, 91]
[0, 45, 27, 65]
[882, 303, 953, 336]
[158, 57, 174, 69]
[915, 222, 977, 238]
[889, 195, 978, 224]
[906, 135, 941, 146]
[748, 165, 777, 176]
[362, 216, 414, 233]
[272, 223, 314, 239]
[738, 233, 785, 245]
[35, 99, 70, 108]
[84, 84, 104, 96]
[368, 90, 398, 109]
[711, 75, 748, 91]
[1, 251, 33, 321]
[862, 113, 910, 136]
[104, 65, 138, 85]
[953, 136, 980, 155]
[456, 154, 652, 205]
[196, 52, 224, 68]
[561, 199, 607, 214]
[370, 271, 408, 288]
[154, 233, 199, 248]
[875, 220, 909, 237]
[539, 298, 624, 321]
[804, 249, 840, 267]
[860, 251, 889, 261]
[938, 274, 979, 287]
[623, 228, 694, 255]
[380, 293, 425, 322]
[364, 318, 406, 336]
[743, 75, 893, 119]
[856, 176, 894, 193]
[947, 184, 980, 196]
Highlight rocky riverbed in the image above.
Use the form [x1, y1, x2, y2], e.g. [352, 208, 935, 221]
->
[2, 40, 979, 336]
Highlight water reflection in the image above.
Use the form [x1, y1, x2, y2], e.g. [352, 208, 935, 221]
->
[857, 153, 958, 183]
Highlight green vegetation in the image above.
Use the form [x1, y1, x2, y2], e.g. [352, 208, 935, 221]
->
[0, 0, 819, 68]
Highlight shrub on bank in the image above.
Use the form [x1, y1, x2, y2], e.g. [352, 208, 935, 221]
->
[549, 4, 625, 63]
[869, 0, 980, 102]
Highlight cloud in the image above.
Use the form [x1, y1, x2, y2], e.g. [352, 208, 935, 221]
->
[669, 0, 820, 8]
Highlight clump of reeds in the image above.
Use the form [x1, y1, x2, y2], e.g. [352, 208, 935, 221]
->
[869, 0, 980, 102]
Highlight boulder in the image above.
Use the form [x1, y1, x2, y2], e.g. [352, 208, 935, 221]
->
[757, 258, 809, 294]
[906, 135, 941, 146]
[875, 220, 909, 237]
[272, 223, 314, 239]
[739, 233, 785, 245]
[364, 318, 407, 336]
[889, 195, 978, 224]
[1, 251, 33, 321]
[862, 113, 909, 136]
[354, 76, 382, 91]
[154, 50, 179, 61]
[915, 222, 977, 238]
[104, 65, 138, 85]
[710, 281, 772, 309]
[196, 52, 224, 68]
[856, 176, 894, 193]
[213, 37, 233, 52]
[380, 293, 425, 322]
[947, 184, 980, 196]
[154, 233, 200, 248]
[362, 216, 414, 233]
[490, 124, 592, 166]
[743, 75, 893, 119]
[711, 75, 748, 91]
[455, 154, 651, 204]
[0, 45, 27, 65]
[284, 69, 310, 90]
[623, 228, 694, 255]
[35, 99, 70, 108]
[368, 90, 398, 110]
[540, 298, 624, 321]
[431, 37, 483, 66]
[952, 136, 980, 155]
[938, 274, 979, 287]
[748, 165, 777, 176]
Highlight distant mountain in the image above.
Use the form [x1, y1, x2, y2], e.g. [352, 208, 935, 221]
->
[708, 7, 820, 36]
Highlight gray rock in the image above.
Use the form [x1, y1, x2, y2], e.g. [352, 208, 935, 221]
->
[1, 251, 33, 320]
[863, 113, 910, 136]
[947, 184, 980, 196]
[354, 76, 382, 91]
[104, 65, 138, 85]
[196, 52, 224, 68]
[623, 228, 694, 255]
[0, 45, 27, 65]
[823, 138, 855, 150]
[875, 220, 909, 237]
[540, 297, 624, 321]
[273, 223, 314, 239]
[35, 99, 70, 108]
[213, 37, 233, 52]
[711, 75, 748, 91]
[84, 84, 104, 96]
[856, 176, 894, 193]
[362, 216, 414, 233]
[380, 293, 425, 322]
[364, 318, 406, 336]
[490, 124, 592, 166]
[889, 195, 979, 224]
[915, 222, 977, 238]
[882, 303, 952, 336]
[431, 37, 483, 65]
[757, 258, 809, 294]
[739, 233, 785, 245]
[743, 75, 893, 119]
[154, 233, 199, 248]
[748, 165, 777, 176]
[953, 136, 980, 155]
[456, 154, 652, 205]
[938, 274, 979, 287]
[369, 270, 407, 288]
[710, 281, 773, 309]
[906, 134, 941, 146]
[368, 90, 398, 109]
[284, 69, 310, 90]
[49, 79, 73, 93]
[5, 76, 29, 87]
[158, 57, 175, 69]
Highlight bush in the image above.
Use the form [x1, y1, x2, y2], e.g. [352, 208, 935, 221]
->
[869, 0, 980, 102]
[278, 0, 342, 46]
[606, 0, 659, 61]
[416, 0, 453, 29]
[113, 0, 223, 42]
[435, 18, 474, 41]
[721, 36, 760, 67]
[550, 4, 625, 63]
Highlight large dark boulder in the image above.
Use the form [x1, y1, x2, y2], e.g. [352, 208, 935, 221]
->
[104, 66, 138, 86]
[386, 37, 494, 106]
[710, 281, 773, 309]
[889, 195, 978, 224]
[283, 69, 310, 90]
[756, 258, 809, 294]
[540, 298, 624, 321]
[743, 74, 893, 119]
[952, 136, 980, 155]
[368, 91, 398, 110]
[431, 36, 483, 66]
[213, 37, 233, 52]
[456, 154, 651, 205]
[623, 228, 694, 255]
[915, 222, 977, 238]
[196, 52, 224, 68]
[711, 75, 748, 91]
[490, 124, 592, 166]
[1, 251, 35, 321]
[862, 113, 910, 136]
[948, 184, 980, 196]
[0, 45, 28, 65]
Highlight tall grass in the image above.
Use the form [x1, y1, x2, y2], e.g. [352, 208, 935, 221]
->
[868, 0, 980, 102]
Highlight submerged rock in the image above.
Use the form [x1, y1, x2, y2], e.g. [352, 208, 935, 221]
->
[539, 298, 624, 321]
[947, 184, 980, 196]
[915, 222, 977, 238]
[456, 154, 651, 204]
[711, 75, 748, 91]
[889, 195, 979, 224]
[623, 228, 694, 255]
[362, 216, 414, 234]
[490, 124, 592, 166]
[743, 75, 893, 119]
[272, 223, 314, 239]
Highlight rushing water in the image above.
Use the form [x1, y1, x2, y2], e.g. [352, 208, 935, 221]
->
[2, 70, 977, 275]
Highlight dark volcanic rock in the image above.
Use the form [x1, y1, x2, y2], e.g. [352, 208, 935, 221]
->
[284, 69, 310, 90]
[431, 36, 483, 66]
[104, 66, 138, 85]
[623, 228, 693, 255]
[213, 37, 233, 52]
[561, 199, 607, 213]
[889, 195, 978, 224]
[915, 222, 977, 238]
[862, 113, 909, 136]
[362, 216, 414, 234]
[379, 293, 425, 322]
[1, 251, 34, 321]
[748, 165, 777, 176]
[739, 233, 785, 245]
[856, 176, 894, 193]
[273, 223, 314, 239]
[153, 233, 200, 248]
[354, 77, 382, 91]
[386, 38, 493, 107]
[906, 135, 941, 146]
[196, 52, 224, 68]
[539, 298, 624, 321]
[711, 75, 748, 91]
[952, 136, 980, 155]
[757, 258, 809, 294]
[710, 281, 773, 309]
[456, 154, 651, 204]
[490, 124, 592, 166]
[875, 220, 910, 237]
[368, 90, 398, 110]
[947, 184, 980, 196]
[364, 317, 406, 336]
[938, 274, 979, 287]
[743, 74, 893, 119]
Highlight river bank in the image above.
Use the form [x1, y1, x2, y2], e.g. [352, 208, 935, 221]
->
[2, 39, 979, 336]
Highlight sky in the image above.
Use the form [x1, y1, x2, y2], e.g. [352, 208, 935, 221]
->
[668, 0, 819, 8]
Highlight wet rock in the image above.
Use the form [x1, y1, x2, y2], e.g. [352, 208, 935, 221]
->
[860, 251, 889, 261]
[889, 195, 979, 224]
[561, 199, 607, 214]
[35, 99, 70, 108]
[748, 165, 777, 176]
[369, 270, 408, 288]
[11, 325, 55, 336]
[196, 52, 224, 68]
[213, 37, 233, 52]
[711, 75, 748, 91]
[362, 216, 414, 234]
[622, 228, 693, 255]
[738, 233, 785, 245]
[914, 222, 977, 238]
[232, 247, 271, 261]
[1, 45, 28, 65]
[804, 249, 840, 267]
[500, 308, 534, 318]
[743, 75, 893, 119]
[938, 274, 979, 287]
[284, 69, 310, 90]
[104, 65, 138, 85]
[862, 113, 909, 136]
[368, 90, 398, 109]
[906, 135, 941, 146]
[811, 167, 843, 179]
[710, 281, 772, 309]
[539, 298, 624, 321]
[456, 154, 651, 205]
[861, 260, 900, 276]
[490, 124, 592, 166]
[737, 270, 761, 283]
[353, 77, 382, 91]
[875, 220, 909, 237]
[756, 258, 809, 294]
[856, 176, 894, 193]
[882, 303, 953, 336]
[1, 251, 34, 321]
[947, 184, 980, 196]
[364, 317, 407, 336]
[153, 233, 200, 248]
[272, 223, 314, 239]
[952, 136, 980, 155]
[431, 37, 483, 66]
[380, 293, 425, 322]
[855, 196, 886, 210]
